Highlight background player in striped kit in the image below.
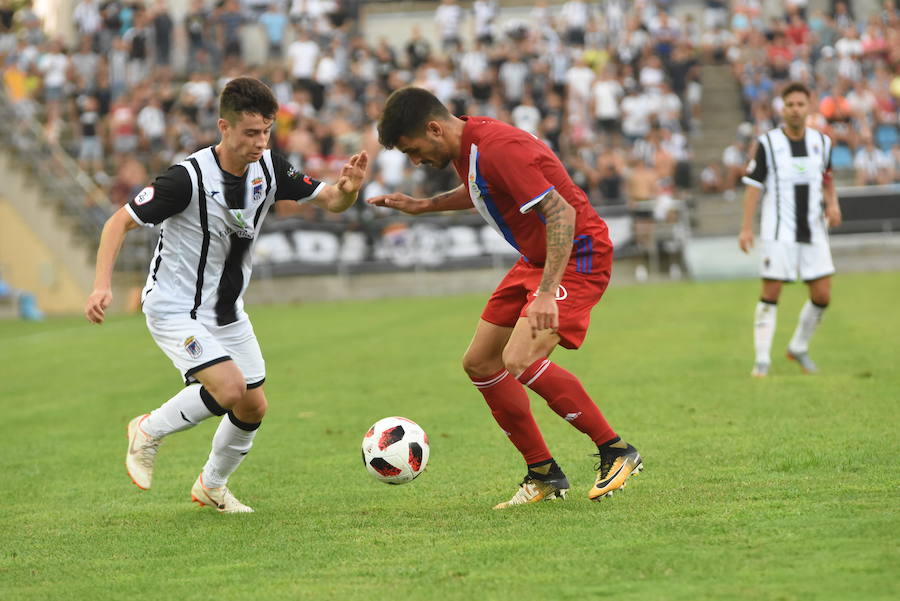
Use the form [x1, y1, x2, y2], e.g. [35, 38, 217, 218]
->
[370, 87, 642, 509]
[738, 82, 842, 377]
[85, 77, 368, 512]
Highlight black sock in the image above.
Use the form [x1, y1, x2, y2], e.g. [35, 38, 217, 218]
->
[527, 458, 565, 481]
[597, 436, 628, 455]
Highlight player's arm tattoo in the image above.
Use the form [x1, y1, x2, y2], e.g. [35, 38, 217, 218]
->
[534, 190, 576, 294]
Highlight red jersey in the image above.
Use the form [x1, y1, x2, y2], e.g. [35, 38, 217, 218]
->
[452, 116, 611, 272]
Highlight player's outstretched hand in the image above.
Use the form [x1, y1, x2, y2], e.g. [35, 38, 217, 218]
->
[336, 151, 369, 195]
[367, 193, 428, 215]
[738, 229, 754, 253]
[85, 289, 112, 324]
[825, 204, 842, 228]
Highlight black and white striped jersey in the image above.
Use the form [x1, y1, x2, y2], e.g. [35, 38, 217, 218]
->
[742, 127, 832, 244]
[125, 147, 323, 324]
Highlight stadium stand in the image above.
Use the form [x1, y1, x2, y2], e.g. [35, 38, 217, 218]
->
[0, 0, 896, 294]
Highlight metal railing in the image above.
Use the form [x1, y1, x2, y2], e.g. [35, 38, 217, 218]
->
[0, 88, 155, 273]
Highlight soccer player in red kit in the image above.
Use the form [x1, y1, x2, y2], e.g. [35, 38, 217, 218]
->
[369, 87, 642, 509]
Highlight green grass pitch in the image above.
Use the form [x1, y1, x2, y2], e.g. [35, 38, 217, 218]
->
[1, 271, 897, 600]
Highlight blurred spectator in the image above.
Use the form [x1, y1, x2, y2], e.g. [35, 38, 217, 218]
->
[434, 0, 463, 53]
[854, 137, 894, 185]
[722, 136, 748, 200]
[184, 0, 208, 65]
[152, 0, 173, 69]
[76, 94, 103, 175]
[217, 0, 247, 62]
[260, 2, 289, 59]
[73, 0, 102, 45]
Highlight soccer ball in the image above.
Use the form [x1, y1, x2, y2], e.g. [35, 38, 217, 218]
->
[361, 417, 430, 485]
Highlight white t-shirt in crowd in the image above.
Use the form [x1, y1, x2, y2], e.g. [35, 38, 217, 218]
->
[287, 39, 320, 79]
[592, 79, 623, 119]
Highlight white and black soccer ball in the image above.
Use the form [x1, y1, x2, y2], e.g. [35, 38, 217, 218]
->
[361, 417, 430, 485]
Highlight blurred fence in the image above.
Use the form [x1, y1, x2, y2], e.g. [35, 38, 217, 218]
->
[0, 89, 155, 273]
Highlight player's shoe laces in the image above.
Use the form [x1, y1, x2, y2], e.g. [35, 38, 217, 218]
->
[493, 474, 569, 510]
[191, 474, 254, 513]
[126, 414, 162, 490]
[589, 440, 643, 501]
[751, 362, 769, 378]
[786, 349, 818, 373]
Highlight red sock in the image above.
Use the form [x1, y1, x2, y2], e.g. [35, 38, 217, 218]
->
[470, 369, 552, 464]
[518, 359, 617, 446]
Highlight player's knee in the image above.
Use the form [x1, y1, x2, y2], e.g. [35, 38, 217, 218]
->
[208, 379, 247, 409]
[236, 394, 267, 422]
[461, 351, 502, 379]
[811, 294, 830, 308]
[500, 351, 531, 380]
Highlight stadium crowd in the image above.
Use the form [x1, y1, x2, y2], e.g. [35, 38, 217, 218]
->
[706, 0, 900, 198]
[1, 0, 897, 229]
[0, 0, 705, 228]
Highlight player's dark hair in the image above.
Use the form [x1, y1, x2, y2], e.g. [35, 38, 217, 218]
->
[377, 87, 452, 149]
[219, 77, 278, 123]
[781, 82, 811, 99]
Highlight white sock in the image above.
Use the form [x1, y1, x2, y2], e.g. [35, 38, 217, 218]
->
[788, 300, 827, 354]
[201, 413, 260, 488]
[142, 384, 223, 438]
[754, 300, 778, 364]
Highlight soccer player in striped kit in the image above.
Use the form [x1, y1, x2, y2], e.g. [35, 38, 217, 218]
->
[739, 82, 842, 377]
[369, 87, 642, 509]
[85, 77, 368, 512]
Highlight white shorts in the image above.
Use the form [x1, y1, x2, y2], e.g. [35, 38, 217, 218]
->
[760, 238, 835, 282]
[146, 314, 266, 387]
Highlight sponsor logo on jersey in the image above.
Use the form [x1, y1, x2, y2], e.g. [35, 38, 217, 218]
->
[252, 177, 263, 201]
[227, 209, 255, 239]
[183, 336, 203, 359]
[134, 186, 154, 205]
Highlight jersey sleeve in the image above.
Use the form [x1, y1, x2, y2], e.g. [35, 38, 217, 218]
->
[125, 164, 192, 227]
[271, 153, 325, 202]
[479, 139, 555, 214]
[741, 139, 768, 189]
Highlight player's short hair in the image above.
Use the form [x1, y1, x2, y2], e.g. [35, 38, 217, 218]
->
[781, 82, 811, 99]
[220, 77, 278, 124]
[377, 87, 452, 149]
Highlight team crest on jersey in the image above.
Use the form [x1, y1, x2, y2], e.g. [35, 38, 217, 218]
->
[287, 166, 300, 180]
[134, 186, 154, 205]
[252, 177, 263, 201]
[183, 336, 203, 359]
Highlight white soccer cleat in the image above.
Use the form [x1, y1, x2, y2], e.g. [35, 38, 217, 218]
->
[191, 474, 254, 513]
[493, 476, 569, 510]
[786, 349, 818, 374]
[751, 362, 770, 378]
[126, 414, 162, 490]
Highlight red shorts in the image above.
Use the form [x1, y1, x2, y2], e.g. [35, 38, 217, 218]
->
[481, 256, 612, 349]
